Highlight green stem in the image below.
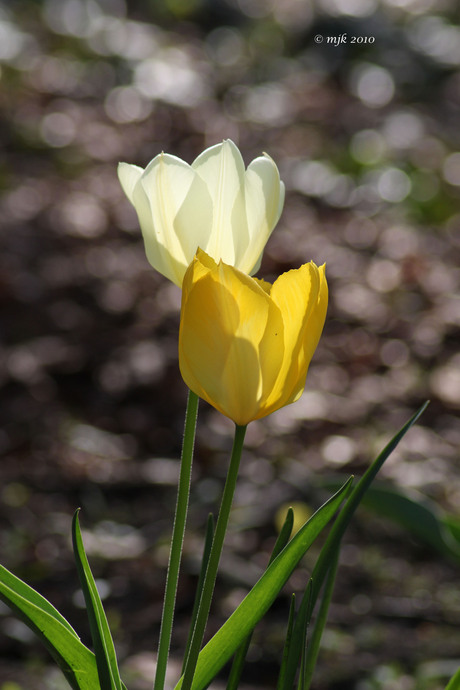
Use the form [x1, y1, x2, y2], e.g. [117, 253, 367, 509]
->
[181, 423, 247, 690]
[181, 514, 214, 676]
[154, 390, 199, 690]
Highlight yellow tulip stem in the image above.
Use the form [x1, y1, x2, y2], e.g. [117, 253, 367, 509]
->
[154, 390, 199, 690]
[181, 423, 247, 690]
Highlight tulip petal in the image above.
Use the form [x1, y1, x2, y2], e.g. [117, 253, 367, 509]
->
[239, 155, 284, 273]
[246, 155, 284, 232]
[179, 251, 326, 425]
[179, 254, 283, 425]
[192, 140, 248, 266]
[140, 153, 212, 285]
[277, 180, 286, 225]
[118, 141, 284, 286]
[300, 263, 328, 372]
[259, 263, 325, 416]
[117, 163, 143, 205]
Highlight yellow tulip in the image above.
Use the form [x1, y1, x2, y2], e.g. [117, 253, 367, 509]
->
[179, 249, 328, 426]
[118, 140, 285, 287]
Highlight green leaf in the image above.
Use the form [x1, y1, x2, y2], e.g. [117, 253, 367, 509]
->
[319, 479, 460, 562]
[0, 563, 81, 639]
[277, 594, 297, 690]
[283, 401, 430, 689]
[303, 546, 340, 689]
[312, 402, 429, 607]
[72, 510, 124, 690]
[0, 564, 99, 690]
[271, 507, 295, 563]
[174, 476, 353, 690]
[226, 507, 295, 690]
[296, 587, 311, 690]
[361, 484, 460, 561]
[445, 667, 460, 689]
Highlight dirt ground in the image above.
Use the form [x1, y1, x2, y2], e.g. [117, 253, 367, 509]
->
[0, 1, 460, 688]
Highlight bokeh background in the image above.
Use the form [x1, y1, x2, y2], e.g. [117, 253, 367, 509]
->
[1, 0, 460, 688]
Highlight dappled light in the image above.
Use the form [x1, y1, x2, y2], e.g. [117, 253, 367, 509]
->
[0, 0, 459, 688]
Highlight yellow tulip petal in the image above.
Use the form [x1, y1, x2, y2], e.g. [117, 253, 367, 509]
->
[258, 262, 325, 417]
[253, 277, 272, 295]
[277, 263, 327, 407]
[179, 251, 327, 425]
[179, 254, 283, 425]
[300, 263, 328, 370]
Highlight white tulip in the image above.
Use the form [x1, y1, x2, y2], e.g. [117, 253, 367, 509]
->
[118, 140, 285, 286]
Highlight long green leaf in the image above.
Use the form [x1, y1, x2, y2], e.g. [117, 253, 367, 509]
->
[72, 509, 124, 690]
[445, 667, 460, 689]
[319, 479, 460, 562]
[278, 579, 314, 690]
[226, 507, 295, 690]
[303, 546, 340, 689]
[0, 563, 81, 638]
[174, 476, 353, 690]
[296, 589, 310, 690]
[361, 484, 460, 560]
[283, 401, 430, 689]
[271, 507, 295, 563]
[311, 401, 429, 608]
[0, 564, 99, 690]
[277, 594, 298, 690]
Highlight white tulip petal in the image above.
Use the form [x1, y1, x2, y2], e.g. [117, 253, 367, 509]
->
[117, 140, 284, 285]
[229, 190, 250, 270]
[173, 178, 214, 264]
[140, 152, 195, 216]
[192, 140, 246, 264]
[249, 250, 263, 276]
[192, 140, 245, 186]
[241, 155, 284, 271]
[117, 163, 143, 204]
[246, 155, 283, 232]
[140, 153, 214, 285]
[276, 181, 286, 224]
[140, 154, 195, 284]
[130, 173, 180, 284]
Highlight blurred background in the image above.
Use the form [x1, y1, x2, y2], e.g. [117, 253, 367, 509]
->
[0, 0, 460, 688]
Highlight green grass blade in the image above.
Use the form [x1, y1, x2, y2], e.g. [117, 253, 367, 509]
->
[277, 594, 298, 690]
[0, 563, 80, 638]
[320, 479, 460, 562]
[226, 508, 295, 690]
[361, 483, 460, 560]
[303, 545, 340, 689]
[296, 598, 309, 690]
[445, 667, 460, 689]
[174, 476, 353, 690]
[72, 509, 124, 690]
[311, 401, 429, 608]
[271, 507, 295, 561]
[0, 564, 99, 690]
[225, 631, 252, 690]
[283, 401, 430, 689]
